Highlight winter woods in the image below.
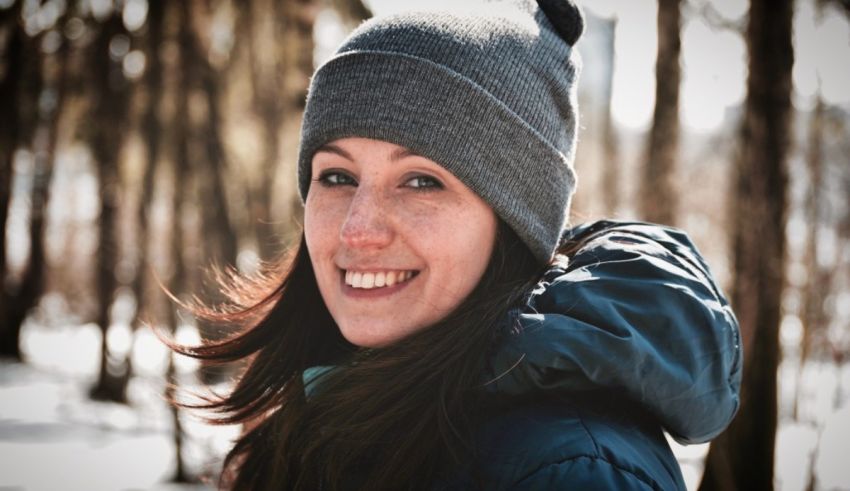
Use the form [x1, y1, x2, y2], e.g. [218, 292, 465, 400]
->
[2, 0, 850, 489]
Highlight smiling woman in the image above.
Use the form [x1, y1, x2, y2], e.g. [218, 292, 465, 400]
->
[169, 1, 742, 490]
[306, 138, 498, 347]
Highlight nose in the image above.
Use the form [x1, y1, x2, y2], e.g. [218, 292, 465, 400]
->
[339, 186, 394, 249]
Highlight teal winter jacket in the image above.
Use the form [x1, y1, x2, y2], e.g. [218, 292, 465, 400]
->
[442, 220, 742, 490]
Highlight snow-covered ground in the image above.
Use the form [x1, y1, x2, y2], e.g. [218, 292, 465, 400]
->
[1, 321, 849, 490]
[1, 321, 239, 491]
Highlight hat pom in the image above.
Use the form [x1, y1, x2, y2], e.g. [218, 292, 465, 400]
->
[536, 0, 585, 45]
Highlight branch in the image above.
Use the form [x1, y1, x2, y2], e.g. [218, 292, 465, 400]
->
[685, 0, 746, 34]
[817, 0, 850, 19]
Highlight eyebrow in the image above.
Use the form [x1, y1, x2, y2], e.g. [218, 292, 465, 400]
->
[315, 143, 421, 162]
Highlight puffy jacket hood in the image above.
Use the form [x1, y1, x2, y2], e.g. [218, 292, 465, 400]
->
[483, 220, 742, 444]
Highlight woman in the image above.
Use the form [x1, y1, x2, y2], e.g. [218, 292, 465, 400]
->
[177, 1, 742, 489]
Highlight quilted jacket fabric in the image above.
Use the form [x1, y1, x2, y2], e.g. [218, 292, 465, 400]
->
[454, 220, 742, 489]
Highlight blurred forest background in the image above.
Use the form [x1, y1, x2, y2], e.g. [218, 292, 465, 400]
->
[1, 0, 849, 489]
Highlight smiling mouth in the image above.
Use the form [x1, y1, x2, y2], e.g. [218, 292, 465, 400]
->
[343, 269, 420, 289]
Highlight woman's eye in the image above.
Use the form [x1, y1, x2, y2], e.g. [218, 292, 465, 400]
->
[405, 175, 443, 190]
[317, 171, 357, 187]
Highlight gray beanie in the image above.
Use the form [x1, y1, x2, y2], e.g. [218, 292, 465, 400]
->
[297, 0, 584, 264]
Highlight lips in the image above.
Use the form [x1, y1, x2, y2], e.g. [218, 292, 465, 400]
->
[343, 269, 419, 289]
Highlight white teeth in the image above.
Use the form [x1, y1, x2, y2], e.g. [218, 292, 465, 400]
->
[344, 270, 415, 289]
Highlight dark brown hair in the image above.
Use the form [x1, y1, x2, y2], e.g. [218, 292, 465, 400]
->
[172, 221, 567, 490]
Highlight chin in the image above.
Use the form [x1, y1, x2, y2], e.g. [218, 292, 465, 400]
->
[339, 323, 412, 349]
[342, 333, 395, 349]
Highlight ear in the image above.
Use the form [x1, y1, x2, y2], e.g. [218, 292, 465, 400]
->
[536, 0, 585, 45]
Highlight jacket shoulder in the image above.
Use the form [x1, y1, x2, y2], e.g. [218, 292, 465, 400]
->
[512, 457, 657, 491]
[560, 220, 722, 293]
[485, 219, 742, 444]
[460, 394, 686, 491]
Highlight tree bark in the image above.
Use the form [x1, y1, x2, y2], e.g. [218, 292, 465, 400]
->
[197, 47, 238, 271]
[249, 0, 286, 258]
[1, 3, 46, 359]
[180, 0, 239, 272]
[88, 13, 132, 403]
[132, 0, 165, 334]
[277, 0, 318, 243]
[794, 96, 830, 421]
[330, 0, 372, 27]
[174, 0, 240, 383]
[0, 3, 25, 358]
[818, 0, 850, 17]
[162, 2, 196, 481]
[640, 0, 681, 226]
[242, 0, 318, 258]
[699, 0, 794, 489]
[598, 17, 621, 216]
[3, 27, 69, 359]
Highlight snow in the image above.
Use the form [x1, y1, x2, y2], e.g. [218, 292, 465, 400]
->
[814, 406, 850, 489]
[0, 362, 191, 491]
[2, 321, 849, 490]
[1, 322, 239, 491]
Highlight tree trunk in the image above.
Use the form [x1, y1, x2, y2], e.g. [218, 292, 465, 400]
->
[162, 2, 196, 482]
[794, 95, 829, 421]
[174, 0, 240, 383]
[0, 3, 45, 359]
[330, 0, 372, 27]
[640, 0, 681, 226]
[818, 0, 850, 18]
[197, 45, 238, 271]
[0, 3, 25, 358]
[277, 0, 318, 244]
[598, 17, 621, 216]
[698, 0, 794, 489]
[131, 0, 165, 334]
[247, 0, 285, 259]
[88, 13, 132, 403]
[3, 28, 69, 358]
[243, 0, 318, 258]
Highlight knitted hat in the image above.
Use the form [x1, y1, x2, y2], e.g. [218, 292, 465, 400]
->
[297, 0, 584, 264]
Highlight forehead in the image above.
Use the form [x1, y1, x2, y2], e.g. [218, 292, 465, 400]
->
[313, 139, 421, 163]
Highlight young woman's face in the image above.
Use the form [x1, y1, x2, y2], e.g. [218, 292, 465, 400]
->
[304, 137, 498, 348]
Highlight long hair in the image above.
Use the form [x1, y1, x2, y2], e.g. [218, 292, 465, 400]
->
[171, 220, 550, 490]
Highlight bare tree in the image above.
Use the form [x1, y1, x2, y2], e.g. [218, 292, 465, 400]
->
[131, 0, 166, 337]
[699, 0, 795, 488]
[186, 0, 238, 273]
[598, 17, 621, 216]
[88, 12, 133, 403]
[818, 0, 850, 16]
[794, 95, 832, 420]
[4, 20, 70, 357]
[329, 0, 372, 27]
[640, 0, 682, 225]
[0, 2, 27, 358]
[159, 2, 200, 481]
[238, 0, 319, 258]
[1, 2, 48, 359]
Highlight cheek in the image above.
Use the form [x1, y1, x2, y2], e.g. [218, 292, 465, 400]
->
[418, 204, 497, 307]
[304, 193, 342, 256]
[454, 217, 496, 278]
[304, 196, 344, 297]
